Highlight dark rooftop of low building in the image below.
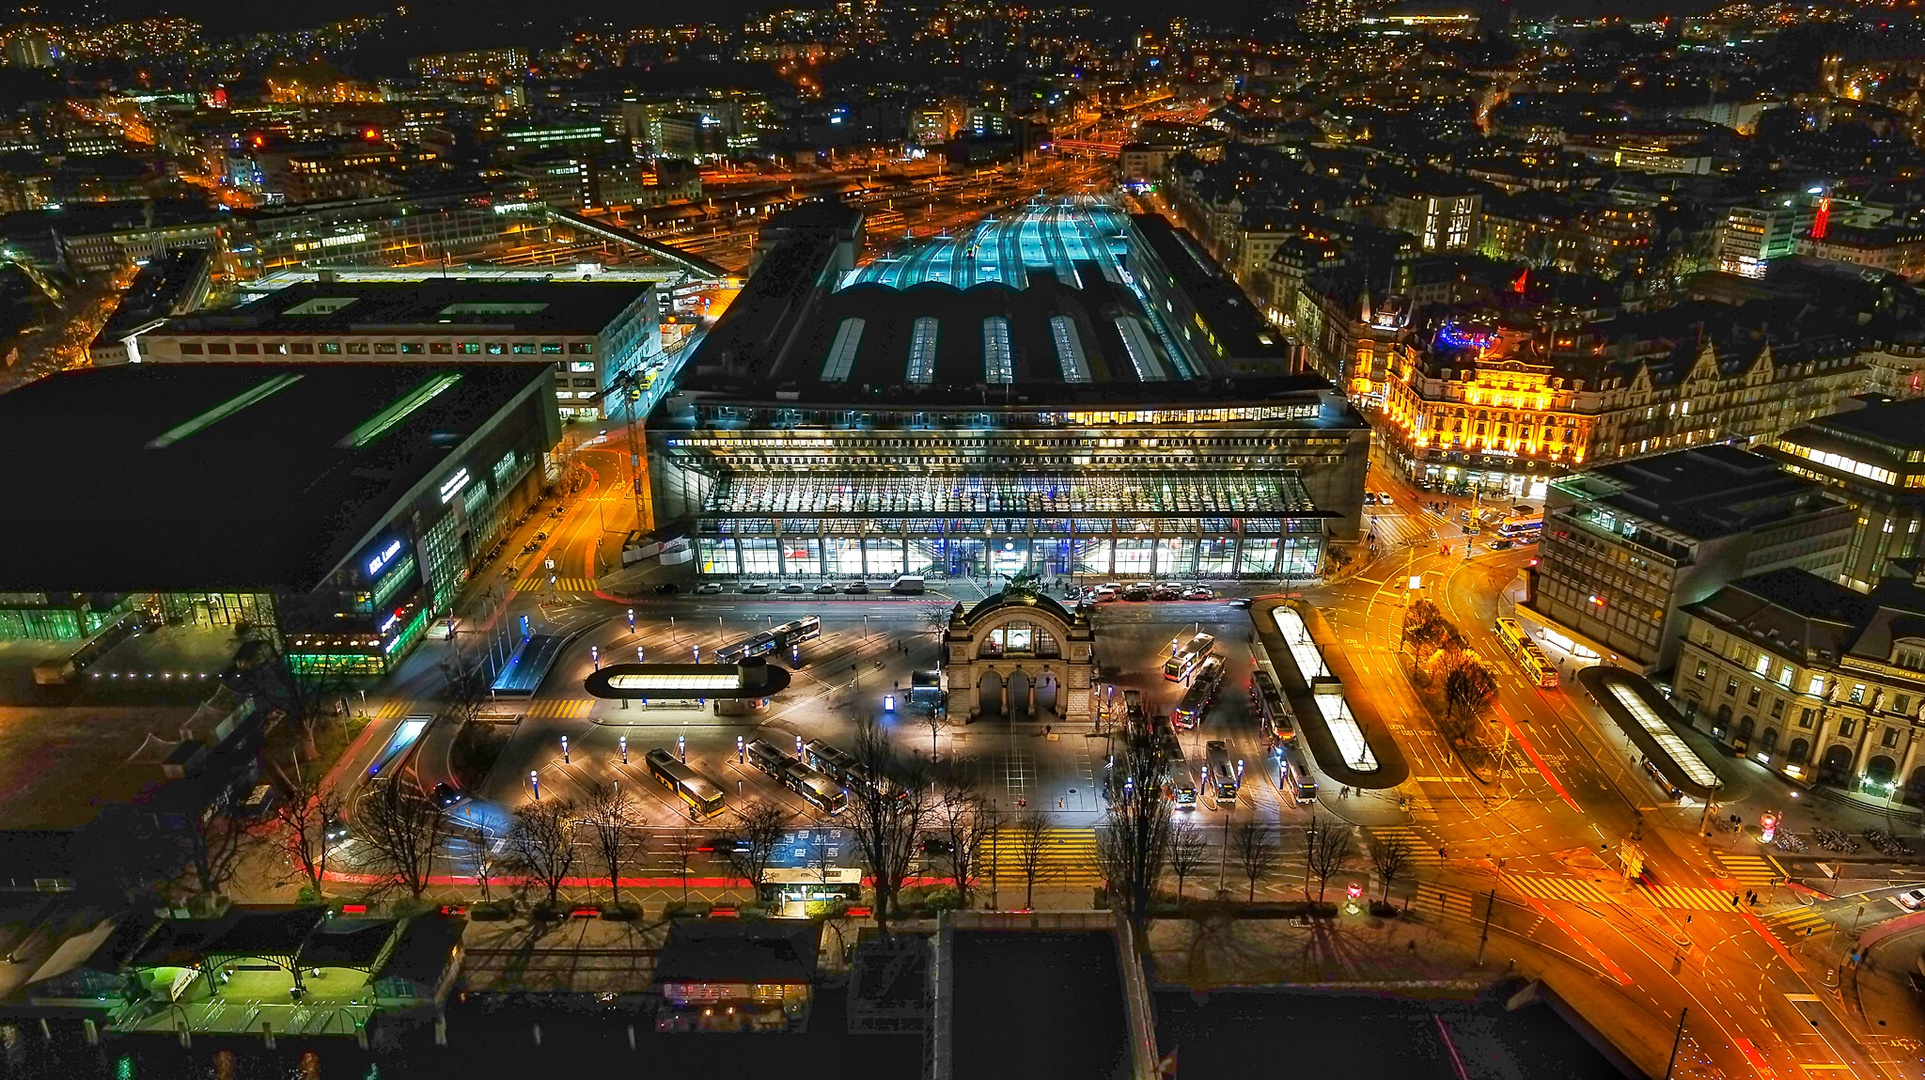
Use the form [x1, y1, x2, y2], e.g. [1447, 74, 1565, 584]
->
[0, 362, 554, 593]
[652, 921, 821, 986]
[1798, 396, 1925, 451]
[1571, 445, 1843, 541]
[152, 280, 651, 337]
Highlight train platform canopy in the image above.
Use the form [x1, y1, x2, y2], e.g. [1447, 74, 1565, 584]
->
[701, 471, 1327, 520]
[1578, 666, 1723, 801]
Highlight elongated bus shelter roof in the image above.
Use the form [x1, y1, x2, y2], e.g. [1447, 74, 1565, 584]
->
[1578, 666, 1723, 801]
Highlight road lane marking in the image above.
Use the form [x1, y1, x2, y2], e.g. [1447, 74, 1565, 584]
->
[1514, 892, 1633, 984]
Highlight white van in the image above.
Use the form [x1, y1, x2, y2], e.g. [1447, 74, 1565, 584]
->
[890, 575, 925, 594]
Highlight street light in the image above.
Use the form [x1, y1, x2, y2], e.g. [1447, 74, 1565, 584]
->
[561, 736, 569, 764]
[736, 736, 745, 763]
[637, 645, 645, 663]
[591, 645, 600, 671]
[619, 736, 627, 764]
[530, 771, 541, 800]
[627, 608, 635, 631]
[678, 734, 686, 761]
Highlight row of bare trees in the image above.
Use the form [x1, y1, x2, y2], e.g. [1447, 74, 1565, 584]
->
[1402, 599, 1500, 748]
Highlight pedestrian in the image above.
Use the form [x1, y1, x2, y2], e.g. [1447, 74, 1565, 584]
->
[1731, 894, 1739, 907]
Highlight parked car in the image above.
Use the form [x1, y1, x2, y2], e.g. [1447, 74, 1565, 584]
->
[1121, 583, 1153, 601]
[696, 581, 724, 594]
[654, 582, 681, 595]
[843, 581, 870, 594]
[1151, 583, 1182, 600]
[1184, 585, 1215, 600]
[779, 582, 805, 594]
[742, 582, 771, 594]
[814, 583, 839, 594]
[1090, 586, 1118, 602]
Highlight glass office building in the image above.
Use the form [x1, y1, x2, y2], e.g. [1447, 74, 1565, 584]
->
[650, 198, 1369, 582]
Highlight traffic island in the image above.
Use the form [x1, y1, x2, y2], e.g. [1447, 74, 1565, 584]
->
[1251, 598, 1410, 790]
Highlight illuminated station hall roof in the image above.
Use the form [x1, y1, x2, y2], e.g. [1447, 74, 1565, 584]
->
[665, 197, 1310, 409]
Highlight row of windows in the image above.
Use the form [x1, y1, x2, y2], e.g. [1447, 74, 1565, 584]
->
[173, 340, 595, 357]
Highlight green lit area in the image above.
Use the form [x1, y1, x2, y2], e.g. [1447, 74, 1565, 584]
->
[286, 651, 387, 675]
[383, 608, 430, 658]
[145, 373, 304, 450]
[338, 373, 462, 449]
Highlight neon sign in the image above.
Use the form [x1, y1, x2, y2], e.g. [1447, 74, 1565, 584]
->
[438, 467, 471, 504]
[1436, 322, 1495, 352]
[366, 538, 403, 577]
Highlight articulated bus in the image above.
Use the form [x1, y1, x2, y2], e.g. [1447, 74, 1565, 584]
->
[783, 761, 847, 815]
[645, 748, 726, 819]
[1163, 632, 1217, 681]
[746, 739, 796, 778]
[1494, 617, 1559, 689]
[1251, 669, 1294, 743]
[1171, 655, 1226, 730]
[1280, 742, 1318, 805]
[1203, 740, 1239, 805]
[717, 632, 778, 664]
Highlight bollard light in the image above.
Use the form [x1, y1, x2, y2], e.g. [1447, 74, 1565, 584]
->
[627, 608, 635, 631]
[530, 771, 541, 800]
[591, 645, 600, 671]
[737, 735, 745, 763]
[619, 735, 628, 764]
[637, 645, 645, 663]
[678, 734, 685, 762]
[561, 735, 569, 763]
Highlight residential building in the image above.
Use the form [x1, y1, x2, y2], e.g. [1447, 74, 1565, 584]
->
[1526, 445, 1853, 673]
[1677, 563, 1925, 802]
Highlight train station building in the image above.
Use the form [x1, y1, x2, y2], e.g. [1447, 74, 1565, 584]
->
[0, 362, 561, 673]
[645, 197, 1372, 584]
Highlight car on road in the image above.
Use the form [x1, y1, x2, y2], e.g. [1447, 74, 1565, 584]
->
[431, 783, 464, 809]
[814, 583, 839, 594]
[696, 581, 724, 594]
[1229, 597, 1254, 608]
[779, 582, 805, 594]
[1362, 492, 1378, 505]
[843, 581, 870, 594]
[1900, 888, 1925, 910]
[1490, 538, 1514, 550]
[654, 582, 681, 595]
[1379, 491, 1395, 504]
[1184, 585, 1214, 600]
[742, 582, 771, 594]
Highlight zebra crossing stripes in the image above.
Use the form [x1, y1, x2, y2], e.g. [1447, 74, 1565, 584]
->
[1711, 851, 1784, 887]
[1764, 905, 1833, 942]
[1411, 883, 1476, 919]
[1369, 825, 1445, 866]
[374, 699, 415, 719]
[1508, 876, 1615, 905]
[1641, 884, 1737, 912]
[981, 827, 1104, 887]
[516, 576, 597, 593]
[523, 698, 596, 719]
[1367, 511, 1434, 549]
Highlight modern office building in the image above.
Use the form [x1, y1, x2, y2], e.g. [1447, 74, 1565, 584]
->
[1526, 445, 1854, 674]
[648, 197, 1371, 584]
[1762, 396, 1925, 592]
[223, 188, 538, 279]
[1677, 562, 1925, 802]
[122, 279, 661, 422]
[0, 363, 559, 673]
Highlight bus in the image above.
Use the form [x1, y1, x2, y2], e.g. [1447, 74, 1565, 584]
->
[1280, 742, 1318, 805]
[783, 761, 847, 815]
[1203, 740, 1238, 805]
[746, 739, 796, 778]
[770, 616, 821, 649]
[645, 748, 726, 819]
[1251, 669, 1294, 743]
[717, 632, 779, 664]
[1498, 515, 1543, 543]
[1494, 617, 1559, 689]
[1171, 762, 1199, 809]
[1171, 655, 1226, 729]
[1163, 632, 1217, 681]
[803, 738, 859, 786]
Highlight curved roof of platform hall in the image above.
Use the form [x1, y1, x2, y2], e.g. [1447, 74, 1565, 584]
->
[584, 662, 791, 699]
[1577, 666, 1722, 801]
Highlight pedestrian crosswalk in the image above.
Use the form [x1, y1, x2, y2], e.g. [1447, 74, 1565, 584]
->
[1368, 825, 1446, 867]
[1508, 875, 1615, 905]
[1640, 884, 1737, 912]
[373, 699, 416, 719]
[1367, 511, 1434, 550]
[1411, 883, 1476, 920]
[980, 827, 1104, 888]
[516, 576, 597, 593]
[372, 697, 601, 720]
[1711, 851, 1785, 888]
[1763, 905, 1833, 943]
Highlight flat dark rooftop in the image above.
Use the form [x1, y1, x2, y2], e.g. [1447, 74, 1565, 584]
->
[153, 280, 649, 337]
[1807, 396, 1925, 450]
[0, 362, 553, 592]
[952, 932, 1128, 1080]
[1588, 445, 1838, 540]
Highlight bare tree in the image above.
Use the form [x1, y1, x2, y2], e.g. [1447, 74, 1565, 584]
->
[917, 703, 946, 762]
[1304, 817, 1355, 906]
[438, 653, 493, 727]
[1233, 821, 1280, 902]
[846, 719, 933, 936]
[357, 780, 449, 901]
[508, 798, 580, 907]
[1441, 655, 1497, 744]
[666, 825, 702, 902]
[934, 779, 993, 907]
[1010, 809, 1055, 909]
[275, 771, 343, 900]
[585, 784, 643, 908]
[1166, 824, 1209, 903]
[1094, 723, 1172, 935]
[723, 799, 790, 902]
[1372, 835, 1412, 905]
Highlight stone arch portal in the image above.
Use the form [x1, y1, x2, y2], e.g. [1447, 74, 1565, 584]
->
[943, 592, 1095, 726]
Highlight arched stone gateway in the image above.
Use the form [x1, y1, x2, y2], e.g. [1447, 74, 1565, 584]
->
[1820, 744, 1854, 784]
[944, 591, 1095, 726]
